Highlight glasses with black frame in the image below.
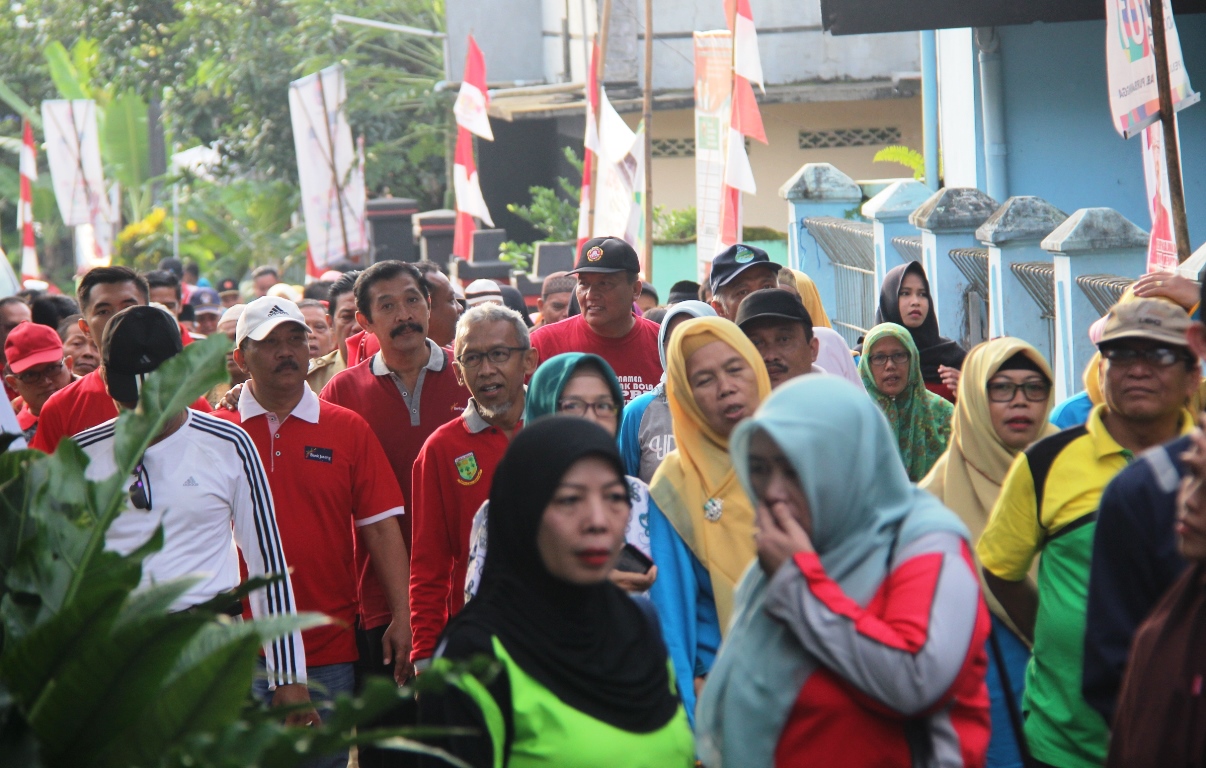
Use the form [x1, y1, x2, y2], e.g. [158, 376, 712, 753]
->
[557, 398, 619, 419]
[1100, 345, 1194, 369]
[986, 379, 1052, 403]
[456, 346, 529, 369]
[129, 460, 152, 511]
[868, 350, 911, 368]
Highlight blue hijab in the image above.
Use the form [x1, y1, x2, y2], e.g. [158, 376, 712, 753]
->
[695, 376, 969, 767]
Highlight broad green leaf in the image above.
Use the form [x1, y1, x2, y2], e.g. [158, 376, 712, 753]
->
[168, 613, 329, 687]
[102, 90, 150, 189]
[0, 80, 41, 129]
[42, 42, 88, 101]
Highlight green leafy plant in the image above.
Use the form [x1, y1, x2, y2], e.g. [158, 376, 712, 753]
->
[873, 145, 926, 181]
[0, 334, 469, 768]
[653, 206, 696, 243]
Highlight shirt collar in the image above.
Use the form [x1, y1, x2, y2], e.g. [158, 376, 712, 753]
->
[1086, 403, 1194, 460]
[370, 339, 445, 377]
[238, 382, 321, 424]
[461, 398, 492, 434]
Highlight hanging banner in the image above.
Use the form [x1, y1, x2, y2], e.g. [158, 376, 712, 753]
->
[41, 100, 110, 228]
[1142, 121, 1180, 271]
[694, 31, 733, 281]
[1105, 0, 1197, 139]
[592, 88, 641, 249]
[288, 64, 368, 272]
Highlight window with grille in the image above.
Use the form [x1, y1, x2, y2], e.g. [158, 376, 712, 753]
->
[798, 127, 901, 149]
[652, 138, 695, 158]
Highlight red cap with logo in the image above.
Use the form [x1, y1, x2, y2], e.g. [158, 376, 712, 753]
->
[5, 322, 64, 374]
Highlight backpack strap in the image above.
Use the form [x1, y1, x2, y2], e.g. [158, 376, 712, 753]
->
[1022, 425, 1087, 535]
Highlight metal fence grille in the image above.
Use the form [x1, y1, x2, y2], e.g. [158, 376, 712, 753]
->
[803, 217, 876, 347]
[1076, 274, 1135, 316]
[892, 235, 922, 262]
[950, 248, 989, 349]
[1011, 262, 1056, 358]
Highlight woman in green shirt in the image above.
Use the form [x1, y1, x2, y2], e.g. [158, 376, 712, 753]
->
[419, 416, 694, 768]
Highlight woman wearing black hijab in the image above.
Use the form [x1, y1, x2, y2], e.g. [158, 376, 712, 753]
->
[875, 261, 966, 402]
[419, 417, 693, 768]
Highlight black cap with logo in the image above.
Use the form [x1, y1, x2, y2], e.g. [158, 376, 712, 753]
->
[568, 236, 641, 275]
[216, 277, 239, 295]
[708, 243, 781, 294]
[102, 305, 184, 405]
[734, 288, 814, 332]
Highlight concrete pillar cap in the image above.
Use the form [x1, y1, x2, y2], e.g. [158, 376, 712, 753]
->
[779, 163, 862, 202]
[1040, 208, 1149, 253]
[909, 187, 999, 232]
[862, 179, 934, 221]
[975, 196, 1068, 245]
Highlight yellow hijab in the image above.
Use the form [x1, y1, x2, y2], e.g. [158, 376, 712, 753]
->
[650, 317, 771, 633]
[789, 269, 832, 329]
[920, 337, 1057, 542]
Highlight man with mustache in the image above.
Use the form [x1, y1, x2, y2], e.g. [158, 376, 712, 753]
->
[979, 298, 1199, 768]
[409, 303, 537, 669]
[734, 288, 819, 388]
[214, 296, 412, 765]
[319, 260, 468, 768]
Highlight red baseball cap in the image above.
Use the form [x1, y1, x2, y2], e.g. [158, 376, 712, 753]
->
[6, 322, 64, 374]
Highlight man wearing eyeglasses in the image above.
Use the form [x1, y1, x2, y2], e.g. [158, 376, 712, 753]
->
[4, 321, 75, 441]
[72, 305, 315, 727]
[979, 298, 1199, 768]
[409, 303, 537, 669]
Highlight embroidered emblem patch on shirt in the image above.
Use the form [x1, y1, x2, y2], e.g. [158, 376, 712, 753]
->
[455, 451, 482, 485]
[305, 446, 334, 463]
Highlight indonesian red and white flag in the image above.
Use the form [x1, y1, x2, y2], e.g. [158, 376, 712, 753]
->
[452, 35, 494, 259]
[18, 119, 40, 280]
[577, 42, 602, 251]
[726, 0, 764, 91]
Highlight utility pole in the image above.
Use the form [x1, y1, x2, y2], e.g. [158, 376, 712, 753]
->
[642, 0, 654, 280]
[1148, 0, 1192, 262]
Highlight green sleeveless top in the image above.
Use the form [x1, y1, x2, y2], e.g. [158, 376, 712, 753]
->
[442, 636, 695, 768]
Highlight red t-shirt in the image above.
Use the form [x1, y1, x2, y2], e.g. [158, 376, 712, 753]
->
[320, 345, 469, 629]
[409, 403, 514, 662]
[529, 314, 662, 401]
[214, 389, 406, 666]
[345, 330, 381, 368]
[30, 369, 213, 453]
[15, 401, 36, 440]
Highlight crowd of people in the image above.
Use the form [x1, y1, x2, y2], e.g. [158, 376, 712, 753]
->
[12, 237, 1206, 768]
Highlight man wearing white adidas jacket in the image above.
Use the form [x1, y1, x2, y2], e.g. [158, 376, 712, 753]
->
[75, 305, 315, 724]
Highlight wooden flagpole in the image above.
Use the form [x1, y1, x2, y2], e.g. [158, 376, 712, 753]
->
[1148, 0, 1192, 263]
[586, 0, 613, 238]
[642, 0, 654, 280]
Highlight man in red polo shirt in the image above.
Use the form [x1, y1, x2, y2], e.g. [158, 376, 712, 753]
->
[410, 303, 536, 667]
[528, 237, 662, 401]
[214, 296, 412, 742]
[31, 266, 210, 453]
[4, 321, 75, 442]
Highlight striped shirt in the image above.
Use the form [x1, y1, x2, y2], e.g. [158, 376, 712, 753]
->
[76, 410, 307, 686]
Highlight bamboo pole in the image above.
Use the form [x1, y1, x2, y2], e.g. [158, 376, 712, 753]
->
[587, 0, 613, 238]
[642, 0, 654, 279]
[1148, 0, 1192, 263]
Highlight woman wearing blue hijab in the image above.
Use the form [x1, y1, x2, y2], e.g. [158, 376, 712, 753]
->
[696, 376, 991, 767]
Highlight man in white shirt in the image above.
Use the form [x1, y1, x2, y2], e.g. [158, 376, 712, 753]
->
[73, 305, 315, 724]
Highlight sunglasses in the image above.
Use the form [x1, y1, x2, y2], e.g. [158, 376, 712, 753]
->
[129, 460, 152, 511]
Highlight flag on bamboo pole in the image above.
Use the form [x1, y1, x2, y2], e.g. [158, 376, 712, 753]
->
[18, 119, 40, 281]
[452, 36, 494, 260]
[577, 42, 602, 252]
[727, 0, 764, 92]
[717, 0, 765, 254]
[591, 88, 639, 246]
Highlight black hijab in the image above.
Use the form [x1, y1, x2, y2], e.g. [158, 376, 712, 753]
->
[499, 285, 534, 328]
[875, 261, 966, 382]
[441, 416, 679, 733]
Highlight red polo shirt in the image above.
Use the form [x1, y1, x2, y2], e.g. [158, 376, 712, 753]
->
[30, 369, 212, 453]
[320, 341, 469, 629]
[529, 314, 662, 401]
[213, 386, 405, 666]
[409, 400, 516, 662]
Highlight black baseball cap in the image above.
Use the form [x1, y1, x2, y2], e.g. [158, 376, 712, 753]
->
[569, 237, 641, 275]
[216, 278, 239, 295]
[708, 243, 781, 294]
[102, 305, 184, 405]
[735, 288, 814, 332]
[668, 280, 700, 304]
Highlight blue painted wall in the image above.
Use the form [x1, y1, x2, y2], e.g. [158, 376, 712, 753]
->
[998, 17, 1206, 250]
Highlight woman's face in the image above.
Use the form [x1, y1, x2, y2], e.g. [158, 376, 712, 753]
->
[557, 370, 619, 436]
[868, 336, 911, 398]
[747, 430, 813, 537]
[686, 340, 760, 438]
[897, 272, 930, 329]
[986, 369, 1052, 451]
[537, 456, 631, 585]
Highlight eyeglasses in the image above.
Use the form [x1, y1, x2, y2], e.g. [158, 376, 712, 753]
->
[558, 398, 619, 418]
[987, 380, 1052, 403]
[868, 351, 910, 368]
[13, 360, 65, 384]
[1101, 346, 1192, 368]
[456, 346, 529, 369]
[129, 460, 152, 511]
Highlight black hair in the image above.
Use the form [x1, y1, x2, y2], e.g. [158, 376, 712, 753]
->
[643, 307, 668, 325]
[143, 269, 183, 300]
[31, 294, 80, 328]
[77, 266, 149, 312]
[353, 261, 427, 321]
[157, 256, 184, 278]
[328, 270, 361, 318]
[57, 314, 82, 341]
[302, 280, 333, 302]
[640, 283, 659, 301]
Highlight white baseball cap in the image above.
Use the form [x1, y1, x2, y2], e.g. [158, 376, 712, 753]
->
[236, 296, 312, 347]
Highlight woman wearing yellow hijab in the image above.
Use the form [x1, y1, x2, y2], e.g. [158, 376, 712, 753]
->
[920, 336, 1056, 768]
[649, 317, 771, 642]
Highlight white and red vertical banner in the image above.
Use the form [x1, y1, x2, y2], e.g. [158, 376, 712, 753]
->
[18, 119, 40, 281]
[42, 100, 113, 270]
[716, 0, 766, 261]
[452, 36, 495, 261]
[1142, 121, 1180, 272]
[591, 88, 640, 246]
[577, 42, 602, 252]
[693, 31, 733, 280]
